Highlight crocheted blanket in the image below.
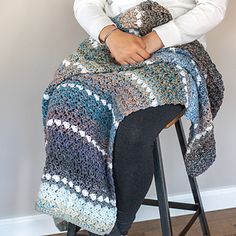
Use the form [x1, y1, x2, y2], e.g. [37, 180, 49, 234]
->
[35, 0, 224, 234]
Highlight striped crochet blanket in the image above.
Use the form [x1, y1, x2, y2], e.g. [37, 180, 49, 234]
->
[35, 0, 224, 234]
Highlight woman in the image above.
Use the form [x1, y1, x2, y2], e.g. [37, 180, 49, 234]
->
[72, 1, 228, 235]
[72, 0, 228, 235]
[35, 1, 228, 236]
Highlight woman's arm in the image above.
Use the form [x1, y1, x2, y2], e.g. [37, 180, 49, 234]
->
[151, 0, 229, 48]
[73, 0, 116, 43]
[73, 0, 151, 65]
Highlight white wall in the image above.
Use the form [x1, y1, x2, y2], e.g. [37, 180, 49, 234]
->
[0, 0, 235, 228]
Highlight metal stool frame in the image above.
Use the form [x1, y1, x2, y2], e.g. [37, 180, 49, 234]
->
[142, 118, 211, 236]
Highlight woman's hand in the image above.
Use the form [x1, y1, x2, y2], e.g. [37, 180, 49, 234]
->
[141, 31, 164, 54]
[99, 25, 151, 65]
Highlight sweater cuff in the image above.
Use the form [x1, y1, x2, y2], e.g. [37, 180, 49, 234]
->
[89, 16, 117, 45]
[152, 20, 183, 48]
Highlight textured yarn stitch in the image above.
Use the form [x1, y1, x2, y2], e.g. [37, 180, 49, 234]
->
[35, 0, 224, 235]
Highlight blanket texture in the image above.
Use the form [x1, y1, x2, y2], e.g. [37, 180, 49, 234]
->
[35, 0, 224, 234]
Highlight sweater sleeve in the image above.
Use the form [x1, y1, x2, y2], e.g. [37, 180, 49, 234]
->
[152, 0, 229, 48]
[73, 0, 117, 44]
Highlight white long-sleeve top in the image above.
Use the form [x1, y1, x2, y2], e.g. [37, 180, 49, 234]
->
[73, 0, 228, 49]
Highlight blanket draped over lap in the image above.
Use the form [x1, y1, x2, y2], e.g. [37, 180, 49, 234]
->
[35, 0, 224, 234]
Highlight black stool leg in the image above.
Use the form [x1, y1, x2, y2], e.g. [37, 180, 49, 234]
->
[67, 222, 81, 236]
[175, 119, 211, 236]
[153, 135, 174, 236]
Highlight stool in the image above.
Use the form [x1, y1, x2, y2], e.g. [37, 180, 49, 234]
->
[142, 108, 211, 236]
[66, 108, 211, 236]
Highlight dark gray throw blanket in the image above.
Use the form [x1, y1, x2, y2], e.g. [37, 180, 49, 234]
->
[35, 0, 224, 234]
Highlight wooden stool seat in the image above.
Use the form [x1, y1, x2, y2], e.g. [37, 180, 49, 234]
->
[164, 107, 186, 129]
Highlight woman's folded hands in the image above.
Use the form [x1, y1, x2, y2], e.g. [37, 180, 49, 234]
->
[99, 25, 164, 65]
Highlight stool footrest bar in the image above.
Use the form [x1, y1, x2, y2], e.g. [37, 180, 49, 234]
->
[178, 208, 201, 236]
[142, 198, 199, 211]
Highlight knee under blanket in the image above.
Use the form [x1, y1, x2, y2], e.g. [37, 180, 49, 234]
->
[35, 0, 224, 234]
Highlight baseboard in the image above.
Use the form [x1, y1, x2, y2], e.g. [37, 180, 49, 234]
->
[0, 186, 235, 236]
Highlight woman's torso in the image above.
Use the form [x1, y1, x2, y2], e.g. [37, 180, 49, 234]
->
[105, 0, 196, 18]
[103, 0, 207, 48]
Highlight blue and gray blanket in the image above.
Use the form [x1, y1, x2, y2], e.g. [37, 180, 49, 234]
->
[35, 0, 224, 234]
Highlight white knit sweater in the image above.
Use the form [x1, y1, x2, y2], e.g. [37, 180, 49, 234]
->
[73, 0, 228, 49]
